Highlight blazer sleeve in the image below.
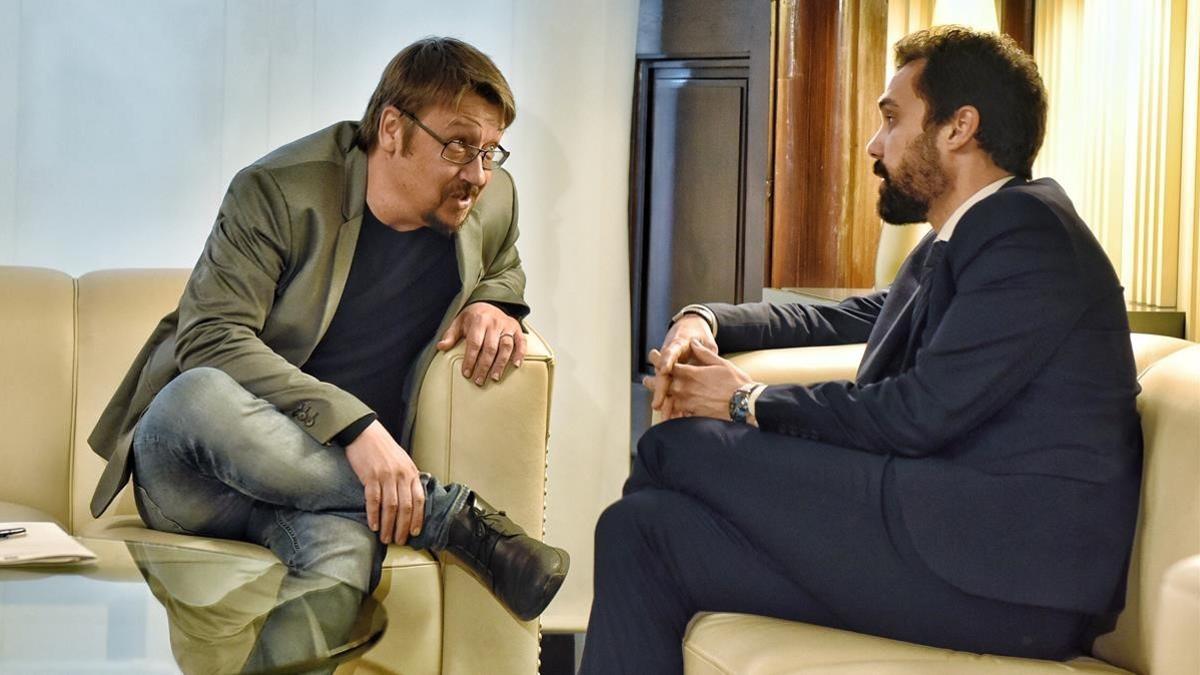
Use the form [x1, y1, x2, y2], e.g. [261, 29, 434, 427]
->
[706, 294, 886, 353]
[754, 192, 1092, 456]
[465, 169, 530, 321]
[174, 167, 372, 445]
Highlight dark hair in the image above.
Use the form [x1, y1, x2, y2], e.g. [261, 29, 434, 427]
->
[895, 26, 1046, 178]
[356, 37, 516, 150]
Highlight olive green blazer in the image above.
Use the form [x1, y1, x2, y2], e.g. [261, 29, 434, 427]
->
[88, 121, 527, 518]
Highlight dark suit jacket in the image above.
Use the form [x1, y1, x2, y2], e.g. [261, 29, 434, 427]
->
[88, 121, 528, 518]
[708, 178, 1141, 614]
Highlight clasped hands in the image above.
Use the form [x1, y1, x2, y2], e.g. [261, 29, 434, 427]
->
[643, 315, 754, 421]
[346, 302, 523, 547]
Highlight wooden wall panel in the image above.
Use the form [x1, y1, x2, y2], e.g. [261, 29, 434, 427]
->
[834, 0, 889, 288]
[770, 0, 887, 289]
[998, 0, 1036, 55]
[771, 0, 840, 287]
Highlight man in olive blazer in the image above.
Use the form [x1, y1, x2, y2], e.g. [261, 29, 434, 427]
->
[88, 120, 523, 519]
[88, 37, 567, 623]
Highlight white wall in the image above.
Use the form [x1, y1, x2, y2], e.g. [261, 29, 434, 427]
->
[0, 0, 637, 631]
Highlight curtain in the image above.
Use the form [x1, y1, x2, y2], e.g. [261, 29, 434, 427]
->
[1035, 0, 1199, 339]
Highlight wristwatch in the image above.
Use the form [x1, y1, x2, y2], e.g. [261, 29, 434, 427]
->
[729, 383, 757, 424]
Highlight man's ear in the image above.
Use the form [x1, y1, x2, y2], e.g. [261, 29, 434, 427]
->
[378, 106, 404, 154]
[944, 105, 981, 151]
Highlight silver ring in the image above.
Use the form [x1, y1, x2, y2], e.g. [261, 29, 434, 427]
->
[499, 333, 516, 340]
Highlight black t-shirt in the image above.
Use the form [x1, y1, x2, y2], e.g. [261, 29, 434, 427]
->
[302, 206, 461, 441]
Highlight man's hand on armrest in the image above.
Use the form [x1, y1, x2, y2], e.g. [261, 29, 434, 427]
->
[436, 301, 527, 387]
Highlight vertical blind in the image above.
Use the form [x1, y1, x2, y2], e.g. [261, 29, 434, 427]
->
[1035, 0, 1200, 339]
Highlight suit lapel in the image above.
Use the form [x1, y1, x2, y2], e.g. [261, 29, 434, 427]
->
[901, 240, 948, 367]
[857, 232, 937, 384]
[318, 216, 363, 340]
[317, 135, 369, 341]
[453, 211, 483, 314]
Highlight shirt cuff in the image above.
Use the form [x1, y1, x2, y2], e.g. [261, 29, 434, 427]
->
[747, 383, 768, 427]
[671, 304, 718, 338]
[333, 413, 377, 447]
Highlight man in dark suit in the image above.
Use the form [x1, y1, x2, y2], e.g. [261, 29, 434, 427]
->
[88, 37, 567, 621]
[581, 27, 1141, 673]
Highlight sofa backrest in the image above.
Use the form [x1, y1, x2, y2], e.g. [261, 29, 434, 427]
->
[70, 269, 191, 531]
[0, 267, 76, 526]
[1093, 342, 1200, 673]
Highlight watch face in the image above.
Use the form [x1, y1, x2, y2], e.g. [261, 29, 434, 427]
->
[729, 389, 751, 423]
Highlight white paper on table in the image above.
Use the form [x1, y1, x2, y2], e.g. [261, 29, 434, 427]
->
[0, 522, 97, 566]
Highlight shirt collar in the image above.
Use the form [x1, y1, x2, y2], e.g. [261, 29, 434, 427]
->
[935, 175, 1015, 242]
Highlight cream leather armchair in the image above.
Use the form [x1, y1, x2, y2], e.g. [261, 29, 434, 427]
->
[0, 265, 555, 675]
[677, 333, 1200, 674]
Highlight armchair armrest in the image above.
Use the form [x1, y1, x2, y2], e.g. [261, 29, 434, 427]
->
[410, 325, 555, 675]
[1153, 554, 1200, 675]
[650, 344, 866, 427]
[728, 343, 865, 385]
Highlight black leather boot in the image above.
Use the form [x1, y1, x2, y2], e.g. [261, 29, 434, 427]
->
[443, 491, 570, 621]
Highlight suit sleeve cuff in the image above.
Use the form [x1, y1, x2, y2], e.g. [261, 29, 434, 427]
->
[476, 300, 528, 320]
[333, 413, 377, 447]
[672, 304, 718, 338]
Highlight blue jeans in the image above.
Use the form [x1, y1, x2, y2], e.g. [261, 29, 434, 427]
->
[131, 367, 468, 593]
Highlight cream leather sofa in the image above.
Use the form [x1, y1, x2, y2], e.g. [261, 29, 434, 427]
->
[679, 334, 1200, 675]
[0, 265, 556, 675]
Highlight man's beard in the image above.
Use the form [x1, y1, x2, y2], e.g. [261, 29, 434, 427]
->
[874, 130, 949, 224]
[422, 180, 480, 235]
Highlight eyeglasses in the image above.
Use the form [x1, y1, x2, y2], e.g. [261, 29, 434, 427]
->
[402, 110, 510, 170]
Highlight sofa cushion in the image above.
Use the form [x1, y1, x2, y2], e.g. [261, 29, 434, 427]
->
[729, 344, 866, 385]
[1153, 555, 1200, 675]
[1129, 333, 1193, 377]
[0, 500, 62, 525]
[1091, 345, 1200, 672]
[0, 267, 75, 526]
[72, 269, 191, 531]
[683, 613, 1130, 674]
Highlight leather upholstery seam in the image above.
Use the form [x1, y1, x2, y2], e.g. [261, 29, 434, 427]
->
[67, 275, 80, 533]
[682, 641, 733, 674]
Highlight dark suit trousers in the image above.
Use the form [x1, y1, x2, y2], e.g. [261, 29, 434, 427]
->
[579, 419, 1087, 674]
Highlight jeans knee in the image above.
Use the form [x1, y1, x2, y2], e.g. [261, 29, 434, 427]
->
[164, 367, 238, 406]
[143, 367, 230, 423]
[284, 514, 382, 593]
[140, 367, 261, 442]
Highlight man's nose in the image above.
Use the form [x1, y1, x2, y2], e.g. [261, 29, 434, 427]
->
[866, 126, 884, 161]
[459, 153, 487, 186]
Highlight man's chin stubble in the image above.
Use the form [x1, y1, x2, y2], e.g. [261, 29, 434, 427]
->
[422, 209, 469, 236]
[876, 184, 929, 225]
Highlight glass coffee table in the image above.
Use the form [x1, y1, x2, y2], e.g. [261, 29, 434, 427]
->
[0, 537, 387, 674]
